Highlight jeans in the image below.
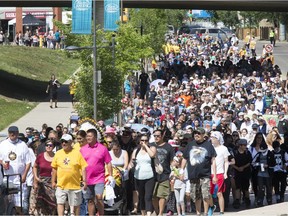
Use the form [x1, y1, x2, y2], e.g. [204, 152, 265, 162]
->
[23, 186, 31, 214]
[257, 176, 272, 205]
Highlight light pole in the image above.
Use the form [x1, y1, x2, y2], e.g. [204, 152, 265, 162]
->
[65, 37, 116, 121]
[92, 0, 97, 120]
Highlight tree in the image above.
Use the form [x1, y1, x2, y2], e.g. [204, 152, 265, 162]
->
[207, 10, 240, 29]
[55, 21, 153, 120]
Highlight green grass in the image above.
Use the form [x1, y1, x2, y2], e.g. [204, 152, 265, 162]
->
[0, 46, 79, 83]
[0, 46, 79, 130]
[0, 97, 37, 131]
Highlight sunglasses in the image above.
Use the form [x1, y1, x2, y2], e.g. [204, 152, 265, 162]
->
[239, 144, 247, 146]
[107, 141, 113, 143]
[45, 144, 53, 147]
[141, 139, 148, 142]
[154, 135, 161, 138]
[61, 140, 69, 143]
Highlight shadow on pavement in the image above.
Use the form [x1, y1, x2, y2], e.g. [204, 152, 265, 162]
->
[0, 69, 72, 103]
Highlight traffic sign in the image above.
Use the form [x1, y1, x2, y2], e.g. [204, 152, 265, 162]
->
[264, 44, 273, 53]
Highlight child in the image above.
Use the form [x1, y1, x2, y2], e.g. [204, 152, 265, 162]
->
[272, 141, 288, 203]
[252, 142, 276, 206]
[170, 156, 186, 216]
[232, 139, 252, 209]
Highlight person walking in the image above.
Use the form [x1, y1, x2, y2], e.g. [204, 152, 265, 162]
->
[180, 128, 217, 216]
[46, 74, 61, 109]
[209, 131, 230, 215]
[80, 129, 113, 216]
[51, 134, 87, 216]
[153, 129, 175, 216]
[269, 29, 276, 47]
[0, 126, 31, 215]
[129, 134, 156, 216]
[32, 139, 57, 215]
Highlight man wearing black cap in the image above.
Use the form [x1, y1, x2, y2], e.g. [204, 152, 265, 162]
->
[277, 112, 288, 137]
[0, 126, 31, 214]
[180, 127, 217, 216]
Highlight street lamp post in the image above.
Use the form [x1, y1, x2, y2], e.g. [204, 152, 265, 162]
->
[92, 0, 97, 120]
[65, 37, 115, 121]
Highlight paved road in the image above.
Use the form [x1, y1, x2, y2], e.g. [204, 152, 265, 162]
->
[240, 40, 288, 78]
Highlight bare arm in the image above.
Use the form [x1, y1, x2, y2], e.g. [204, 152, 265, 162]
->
[106, 162, 113, 177]
[144, 145, 156, 158]
[123, 150, 129, 170]
[33, 163, 40, 182]
[22, 163, 31, 183]
[51, 168, 57, 189]
[211, 157, 217, 184]
[128, 149, 137, 170]
[224, 157, 229, 179]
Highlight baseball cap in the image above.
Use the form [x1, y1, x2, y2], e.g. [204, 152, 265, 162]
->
[61, 134, 73, 142]
[195, 127, 205, 134]
[105, 127, 116, 135]
[238, 139, 248, 145]
[8, 126, 19, 133]
[252, 123, 259, 129]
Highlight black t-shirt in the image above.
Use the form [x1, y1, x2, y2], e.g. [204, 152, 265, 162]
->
[139, 73, 149, 86]
[156, 143, 175, 182]
[183, 139, 216, 180]
[48, 79, 60, 92]
[233, 149, 252, 175]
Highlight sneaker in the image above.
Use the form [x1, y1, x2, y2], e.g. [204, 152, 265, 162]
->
[50, 105, 53, 108]
[219, 212, 224, 215]
[207, 205, 216, 216]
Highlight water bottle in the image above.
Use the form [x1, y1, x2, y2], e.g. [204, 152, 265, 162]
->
[212, 184, 218, 198]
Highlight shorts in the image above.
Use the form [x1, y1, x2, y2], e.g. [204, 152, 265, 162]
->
[190, 178, 211, 202]
[55, 187, 82, 206]
[210, 173, 225, 194]
[50, 91, 58, 100]
[235, 174, 250, 190]
[153, 180, 170, 199]
[82, 183, 105, 200]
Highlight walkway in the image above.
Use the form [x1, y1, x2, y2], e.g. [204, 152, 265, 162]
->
[0, 78, 75, 140]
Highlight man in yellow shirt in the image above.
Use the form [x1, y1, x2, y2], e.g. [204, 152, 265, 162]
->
[51, 134, 87, 216]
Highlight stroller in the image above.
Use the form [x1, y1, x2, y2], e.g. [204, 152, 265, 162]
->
[0, 173, 22, 215]
[104, 166, 125, 215]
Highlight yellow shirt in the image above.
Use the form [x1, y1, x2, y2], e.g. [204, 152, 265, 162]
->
[51, 148, 87, 190]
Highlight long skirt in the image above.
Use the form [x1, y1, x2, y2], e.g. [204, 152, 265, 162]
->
[31, 176, 56, 215]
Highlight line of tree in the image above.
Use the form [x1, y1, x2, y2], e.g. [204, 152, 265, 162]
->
[55, 9, 186, 120]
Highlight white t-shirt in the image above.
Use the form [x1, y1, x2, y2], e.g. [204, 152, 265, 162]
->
[26, 148, 36, 186]
[213, 145, 230, 175]
[0, 139, 31, 184]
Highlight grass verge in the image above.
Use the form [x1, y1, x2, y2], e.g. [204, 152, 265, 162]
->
[0, 97, 37, 131]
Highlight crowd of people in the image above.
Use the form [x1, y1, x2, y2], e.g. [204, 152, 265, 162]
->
[13, 29, 65, 49]
[1, 29, 288, 216]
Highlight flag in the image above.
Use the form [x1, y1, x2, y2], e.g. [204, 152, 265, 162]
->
[72, 0, 92, 34]
[104, 0, 120, 31]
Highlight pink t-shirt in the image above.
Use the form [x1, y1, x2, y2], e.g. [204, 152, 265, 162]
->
[80, 142, 112, 185]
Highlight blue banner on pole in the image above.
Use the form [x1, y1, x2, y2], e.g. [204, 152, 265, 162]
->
[72, 0, 92, 34]
[104, 0, 120, 31]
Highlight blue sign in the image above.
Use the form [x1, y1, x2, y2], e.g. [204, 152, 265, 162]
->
[191, 10, 211, 19]
[72, 0, 92, 34]
[104, 0, 120, 31]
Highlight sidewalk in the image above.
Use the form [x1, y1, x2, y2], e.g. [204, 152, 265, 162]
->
[0, 78, 75, 140]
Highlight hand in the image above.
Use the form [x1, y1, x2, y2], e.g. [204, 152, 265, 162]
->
[33, 182, 38, 190]
[179, 174, 184, 181]
[21, 175, 26, 183]
[52, 182, 57, 189]
[46, 90, 48, 93]
[2, 162, 9, 170]
[108, 176, 115, 184]
[82, 182, 87, 191]
[224, 173, 228, 179]
[212, 176, 218, 184]
[35, 177, 41, 182]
